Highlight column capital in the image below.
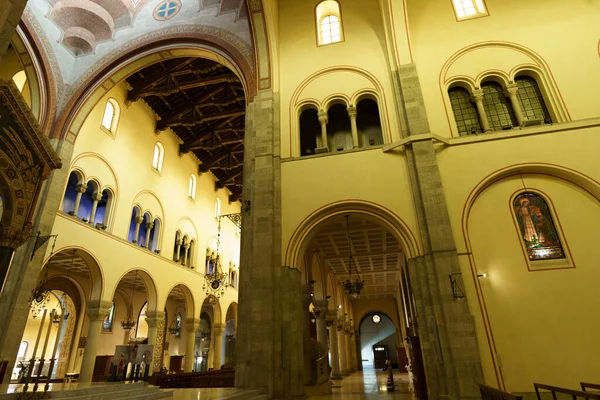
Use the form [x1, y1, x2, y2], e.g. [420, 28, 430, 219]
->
[184, 317, 200, 332]
[317, 111, 328, 124]
[76, 183, 87, 193]
[505, 83, 519, 97]
[183, 243, 190, 249]
[92, 192, 103, 202]
[471, 89, 484, 102]
[176, 239, 182, 246]
[145, 221, 154, 230]
[213, 323, 226, 335]
[145, 310, 166, 328]
[86, 299, 113, 321]
[347, 106, 357, 119]
[135, 216, 144, 224]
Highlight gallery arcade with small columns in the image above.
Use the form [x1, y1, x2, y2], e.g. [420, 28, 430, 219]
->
[0, 0, 600, 399]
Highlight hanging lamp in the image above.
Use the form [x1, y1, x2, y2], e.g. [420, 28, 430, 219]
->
[202, 217, 229, 298]
[341, 215, 365, 299]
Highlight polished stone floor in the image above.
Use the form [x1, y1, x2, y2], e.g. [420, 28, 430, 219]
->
[169, 366, 415, 400]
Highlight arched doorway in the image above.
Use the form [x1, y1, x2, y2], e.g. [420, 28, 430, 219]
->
[358, 312, 398, 370]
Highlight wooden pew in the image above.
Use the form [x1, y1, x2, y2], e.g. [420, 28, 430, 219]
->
[480, 384, 523, 400]
[148, 369, 235, 388]
[534, 383, 600, 400]
[581, 383, 600, 393]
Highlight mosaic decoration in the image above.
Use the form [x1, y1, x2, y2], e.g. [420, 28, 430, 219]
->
[513, 192, 565, 261]
[154, 0, 182, 21]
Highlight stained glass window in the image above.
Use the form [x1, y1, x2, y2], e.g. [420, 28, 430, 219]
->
[153, 0, 181, 21]
[103, 301, 115, 331]
[513, 192, 565, 261]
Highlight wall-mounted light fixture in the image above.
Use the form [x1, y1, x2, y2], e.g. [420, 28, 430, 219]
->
[477, 272, 487, 278]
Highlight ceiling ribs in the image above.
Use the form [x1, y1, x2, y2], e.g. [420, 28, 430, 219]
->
[126, 57, 246, 202]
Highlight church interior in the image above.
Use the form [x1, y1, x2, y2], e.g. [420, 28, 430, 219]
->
[0, 0, 598, 399]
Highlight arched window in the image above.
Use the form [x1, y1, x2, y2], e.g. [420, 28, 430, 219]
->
[188, 174, 197, 199]
[299, 108, 320, 156]
[451, 0, 488, 21]
[327, 104, 352, 152]
[481, 81, 517, 131]
[12, 71, 27, 92]
[101, 99, 119, 134]
[93, 188, 112, 229]
[152, 142, 165, 172]
[515, 76, 552, 124]
[513, 192, 565, 261]
[150, 218, 161, 253]
[77, 180, 99, 221]
[173, 231, 182, 261]
[448, 86, 482, 135]
[316, 1, 343, 46]
[138, 212, 151, 247]
[356, 99, 383, 146]
[188, 239, 196, 268]
[128, 207, 141, 243]
[103, 301, 115, 332]
[215, 197, 221, 219]
[62, 171, 82, 214]
[17, 341, 28, 361]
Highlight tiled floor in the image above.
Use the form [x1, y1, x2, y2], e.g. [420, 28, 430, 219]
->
[169, 367, 416, 400]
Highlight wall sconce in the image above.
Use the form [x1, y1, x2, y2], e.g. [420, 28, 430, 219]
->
[477, 272, 487, 278]
[337, 304, 342, 309]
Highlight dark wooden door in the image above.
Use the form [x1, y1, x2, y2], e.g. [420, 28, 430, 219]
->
[372, 344, 388, 369]
[407, 336, 428, 399]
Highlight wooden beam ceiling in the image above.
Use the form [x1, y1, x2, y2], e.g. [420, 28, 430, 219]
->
[126, 57, 246, 202]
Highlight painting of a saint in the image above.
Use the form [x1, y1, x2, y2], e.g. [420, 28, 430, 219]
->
[513, 192, 565, 261]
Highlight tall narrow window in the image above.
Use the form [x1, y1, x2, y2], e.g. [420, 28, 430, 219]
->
[482, 82, 517, 131]
[188, 174, 197, 199]
[103, 301, 115, 332]
[516, 76, 552, 124]
[513, 192, 565, 261]
[299, 108, 320, 156]
[101, 99, 119, 134]
[452, 0, 488, 21]
[316, 1, 343, 46]
[152, 142, 165, 172]
[448, 87, 482, 135]
[356, 99, 384, 146]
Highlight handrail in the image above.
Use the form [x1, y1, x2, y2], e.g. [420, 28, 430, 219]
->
[581, 383, 600, 392]
[534, 383, 600, 400]
[310, 339, 330, 386]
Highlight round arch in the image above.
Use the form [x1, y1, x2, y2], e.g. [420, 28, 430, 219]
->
[225, 302, 238, 323]
[163, 283, 196, 320]
[111, 268, 159, 313]
[200, 296, 223, 326]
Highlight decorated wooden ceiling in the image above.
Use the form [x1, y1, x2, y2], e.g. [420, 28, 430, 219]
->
[126, 57, 246, 201]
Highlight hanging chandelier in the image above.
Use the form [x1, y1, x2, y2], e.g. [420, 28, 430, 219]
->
[121, 271, 138, 332]
[203, 217, 229, 298]
[341, 215, 365, 299]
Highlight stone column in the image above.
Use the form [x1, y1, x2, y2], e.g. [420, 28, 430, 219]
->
[78, 300, 111, 383]
[146, 310, 166, 373]
[337, 321, 349, 376]
[212, 323, 225, 370]
[354, 329, 362, 371]
[314, 300, 329, 347]
[0, 0, 28, 61]
[326, 311, 342, 380]
[174, 240, 182, 262]
[471, 89, 491, 132]
[345, 325, 355, 372]
[144, 221, 154, 249]
[184, 318, 200, 372]
[72, 184, 87, 216]
[88, 193, 102, 224]
[182, 242, 190, 266]
[301, 285, 312, 385]
[316, 110, 329, 153]
[395, 63, 484, 398]
[347, 106, 359, 149]
[132, 216, 144, 244]
[505, 83, 525, 126]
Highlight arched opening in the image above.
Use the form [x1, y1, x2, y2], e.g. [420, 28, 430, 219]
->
[327, 104, 352, 152]
[127, 207, 141, 243]
[481, 81, 517, 131]
[76, 180, 99, 222]
[515, 75, 552, 124]
[164, 284, 194, 373]
[150, 218, 161, 253]
[61, 171, 84, 214]
[195, 312, 211, 372]
[316, 1, 344, 46]
[358, 312, 397, 370]
[93, 188, 112, 229]
[196, 296, 222, 371]
[137, 212, 152, 248]
[448, 86, 482, 135]
[223, 303, 237, 366]
[101, 98, 120, 134]
[356, 99, 383, 147]
[299, 108, 320, 156]
[152, 142, 164, 173]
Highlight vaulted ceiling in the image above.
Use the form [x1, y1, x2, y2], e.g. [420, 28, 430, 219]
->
[126, 57, 246, 201]
[313, 215, 404, 297]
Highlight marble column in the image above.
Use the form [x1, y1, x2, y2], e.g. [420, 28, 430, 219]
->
[472, 89, 491, 132]
[78, 300, 111, 383]
[354, 329, 362, 371]
[327, 311, 342, 380]
[132, 216, 144, 244]
[212, 323, 225, 370]
[314, 300, 329, 347]
[316, 110, 329, 152]
[338, 321, 349, 376]
[72, 184, 87, 216]
[301, 286, 312, 385]
[144, 221, 154, 249]
[347, 106, 359, 149]
[506, 83, 525, 126]
[146, 310, 166, 373]
[88, 192, 103, 225]
[184, 318, 200, 372]
[345, 325, 355, 372]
